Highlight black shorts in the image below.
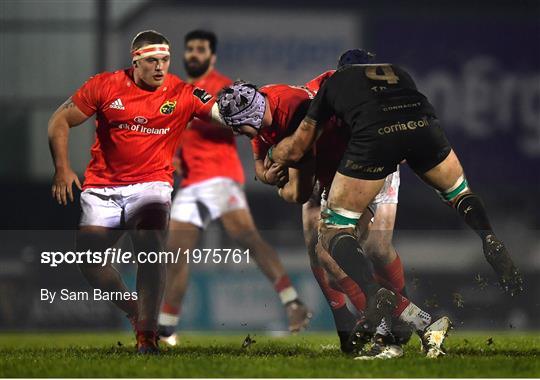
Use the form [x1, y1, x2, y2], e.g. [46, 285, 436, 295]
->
[337, 115, 452, 180]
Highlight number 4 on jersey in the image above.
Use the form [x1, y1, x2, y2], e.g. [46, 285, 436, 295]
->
[365, 65, 400, 84]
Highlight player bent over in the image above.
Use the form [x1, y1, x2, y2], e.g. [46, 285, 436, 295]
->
[217, 77, 449, 358]
[158, 30, 311, 344]
[266, 49, 523, 354]
[48, 30, 224, 354]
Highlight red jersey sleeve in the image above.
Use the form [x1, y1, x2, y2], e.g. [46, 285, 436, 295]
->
[304, 70, 335, 94]
[189, 86, 216, 120]
[72, 73, 107, 117]
[251, 136, 271, 160]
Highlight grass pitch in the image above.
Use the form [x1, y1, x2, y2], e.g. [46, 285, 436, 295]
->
[0, 331, 538, 377]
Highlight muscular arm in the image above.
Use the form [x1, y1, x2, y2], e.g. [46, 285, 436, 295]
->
[270, 117, 319, 165]
[47, 97, 90, 205]
[256, 148, 315, 204]
[254, 158, 288, 186]
[48, 98, 89, 169]
[278, 154, 316, 204]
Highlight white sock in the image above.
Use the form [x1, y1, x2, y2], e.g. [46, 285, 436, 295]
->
[158, 312, 179, 327]
[398, 303, 432, 331]
[376, 318, 392, 336]
[279, 287, 298, 304]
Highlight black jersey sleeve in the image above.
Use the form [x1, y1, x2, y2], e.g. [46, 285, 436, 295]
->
[305, 78, 334, 125]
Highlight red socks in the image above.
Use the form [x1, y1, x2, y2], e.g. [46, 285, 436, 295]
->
[311, 266, 346, 309]
[274, 275, 299, 304]
[337, 276, 367, 312]
[375, 254, 405, 293]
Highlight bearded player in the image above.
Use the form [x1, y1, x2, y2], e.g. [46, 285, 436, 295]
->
[157, 30, 311, 345]
[48, 30, 226, 354]
[217, 69, 450, 358]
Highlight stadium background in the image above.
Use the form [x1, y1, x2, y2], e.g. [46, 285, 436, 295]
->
[0, 0, 538, 334]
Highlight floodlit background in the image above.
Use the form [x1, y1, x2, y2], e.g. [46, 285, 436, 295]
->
[0, 0, 538, 332]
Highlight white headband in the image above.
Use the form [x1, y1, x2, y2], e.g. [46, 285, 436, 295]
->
[131, 44, 170, 62]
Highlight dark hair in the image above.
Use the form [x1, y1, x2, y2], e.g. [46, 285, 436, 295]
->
[131, 30, 170, 51]
[337, 49, 375, 69]
[184, 30, 217, 54]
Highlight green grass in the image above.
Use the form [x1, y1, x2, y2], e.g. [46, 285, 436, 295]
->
[0, 331, 538, 377]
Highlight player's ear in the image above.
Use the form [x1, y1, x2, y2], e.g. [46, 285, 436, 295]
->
[132, 60, 138, 68]
[211, 55, 217, 66]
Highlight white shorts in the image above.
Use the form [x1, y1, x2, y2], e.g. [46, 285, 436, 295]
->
[373, 167, 400, 205]
[170, 177, 248, 229]
[80, 181, 173, 228]
[366, 167, 400, 216]
[320, 168, 400, 214]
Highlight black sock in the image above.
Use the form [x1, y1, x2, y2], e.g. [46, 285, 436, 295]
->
[333, 305, 359, 353]
[456, 193, 494, 240]
[332, 305, 357, 334]
[329, 233, 380, 296]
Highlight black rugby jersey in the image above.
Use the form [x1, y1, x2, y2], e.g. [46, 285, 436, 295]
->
[306, 64, 436, 129]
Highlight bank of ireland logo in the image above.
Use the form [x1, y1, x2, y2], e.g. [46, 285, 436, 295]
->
[160, 100, 176, 115]
[134, 116, 147, 124]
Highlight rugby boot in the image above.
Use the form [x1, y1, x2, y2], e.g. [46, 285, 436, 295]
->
[354, 334, 403, 360]
[160, 333, 178, 347]
[391, 318, 414, 345]
[483, 235, 523, 296]
[418, 316, 451, 358]
[285, 300, 312, 333]
[158, 324, 178, 347]
[340, 317, 373, 354]
[136, 330, 159, 354]
[158, 326, 178, 347]
[364, 288, 397, 332]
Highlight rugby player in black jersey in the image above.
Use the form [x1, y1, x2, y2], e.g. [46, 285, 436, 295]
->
[267, 50, 523, 324]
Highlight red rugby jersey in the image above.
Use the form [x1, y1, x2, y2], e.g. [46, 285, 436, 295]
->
[251, 84, 314, 159]
[179, 69, 245, 187]
[252, 73, 349, 188]
[72, 68, 214, 189]
[304, 70, 335, 94]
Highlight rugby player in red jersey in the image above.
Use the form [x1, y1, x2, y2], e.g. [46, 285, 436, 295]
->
[252, 48, 522, 356]
[217, 69, 450, 358]
[47, 30, 224, 354]
[158, 30, 311, 345]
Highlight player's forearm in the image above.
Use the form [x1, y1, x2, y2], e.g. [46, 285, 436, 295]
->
[278, 171, 314, 204]
[278, 161, 315, 203]
[254, 160, 267, 183]
[271, 137, 305, 165]
[47, 119, 71, 171]
[271, 119, 317, 165]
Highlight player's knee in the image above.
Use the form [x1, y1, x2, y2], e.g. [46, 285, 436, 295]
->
[318, 206, 361, 252]
[363, 232, 393, 263]
[230, 228, 261, 249]
[437, 174, 471, 207]
[132, 228, 165, 242]
[166, 260, 187, 276]
[130, 204, 169, 230]
[78, 262, 103, 284]
[364, 240, 387, 263]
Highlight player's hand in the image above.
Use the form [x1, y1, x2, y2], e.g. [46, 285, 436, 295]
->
[263, 163, 288, 187]
[52, 167, 82, 206]
[263, 149, 275, 170]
